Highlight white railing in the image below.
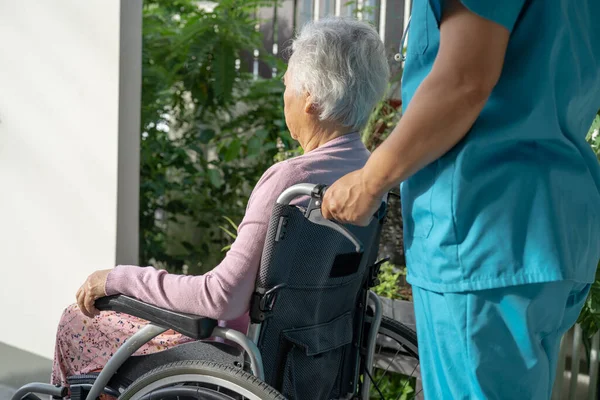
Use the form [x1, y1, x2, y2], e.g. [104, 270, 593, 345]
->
[252, 0, 409, 79]
[553, 326, 600, 399]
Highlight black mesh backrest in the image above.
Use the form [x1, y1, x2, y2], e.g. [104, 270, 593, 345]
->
[253, 202, 384, 399]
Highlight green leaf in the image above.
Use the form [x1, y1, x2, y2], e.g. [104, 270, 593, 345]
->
[262, 142, 278, 151]
[199, 129, 216, 144]
[188, 144, 204, 155]
[165, 199, 187, 213]
[181, 241, 196, 252]
[212, 39, 236, 103]
[247, 136, 262, 156]
[577, 260, 600, 338]
[225, 139, 242, 162]
[219, 226, 237, 240]
[222, 216, 239, 231]
[207, 168, 223, 188]
[255, 128, 269, 140]
[372, 262, 406, 300]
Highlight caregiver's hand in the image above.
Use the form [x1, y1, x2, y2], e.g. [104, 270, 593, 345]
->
[76, 269, 111, 318]
[322, 169, 382, 226]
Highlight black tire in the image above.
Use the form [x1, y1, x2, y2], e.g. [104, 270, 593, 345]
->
[378, 316, 419, 359]
[119, 360, 284, 400]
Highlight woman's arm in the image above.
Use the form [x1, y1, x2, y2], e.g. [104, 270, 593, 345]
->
[102, 162, 307, 319]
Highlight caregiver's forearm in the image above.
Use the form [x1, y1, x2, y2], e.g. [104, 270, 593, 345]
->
[362, 70, 490, 196]
[361, 0, 511, 197]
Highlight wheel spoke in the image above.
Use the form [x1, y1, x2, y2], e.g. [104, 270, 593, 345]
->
[408, 387, 424, 400]
[368, 317, 419, 400]
[393, 360, 419, 400]
[375, 344, 402, 387]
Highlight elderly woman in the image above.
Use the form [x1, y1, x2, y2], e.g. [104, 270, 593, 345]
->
[51, 17, 389, 386]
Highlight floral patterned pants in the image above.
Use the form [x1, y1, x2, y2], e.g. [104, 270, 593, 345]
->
[51, 304, 194, 386]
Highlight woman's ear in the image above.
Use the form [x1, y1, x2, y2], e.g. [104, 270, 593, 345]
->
[304, 94, 319, 115]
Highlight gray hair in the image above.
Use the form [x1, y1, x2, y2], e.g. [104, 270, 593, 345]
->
[288, 17, 390, 130]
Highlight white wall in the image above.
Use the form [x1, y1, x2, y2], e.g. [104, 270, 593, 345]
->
[0, 0, 141, 360]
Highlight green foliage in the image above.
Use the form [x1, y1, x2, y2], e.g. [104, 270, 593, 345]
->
[371, 262, 409, 301]
[219, 216, 239, 252]
[140, 0, 293, 274]
[361, 57, 404, 152]
[273, 142, 303, 162]
[586, 113, 600, 159]
[369, 369, 415, 400]
[577, 111, 600, 339]
[344, 0, 376, 20]
[577, 261, 600, 338]
[361, 92, 402, 151]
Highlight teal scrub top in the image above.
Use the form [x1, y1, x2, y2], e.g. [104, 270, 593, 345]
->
[401, 0, 600, 292]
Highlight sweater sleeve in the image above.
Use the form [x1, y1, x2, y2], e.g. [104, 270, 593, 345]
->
[105, 161, 307, 320]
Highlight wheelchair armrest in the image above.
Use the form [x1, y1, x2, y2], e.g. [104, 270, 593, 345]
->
[95, 295, 217, 340]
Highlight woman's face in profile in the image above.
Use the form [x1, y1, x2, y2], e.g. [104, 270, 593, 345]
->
[282, 68, 304, 141]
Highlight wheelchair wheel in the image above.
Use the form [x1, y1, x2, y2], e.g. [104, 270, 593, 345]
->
[369, 316, 421, 400]
[119, 360, 284, 400]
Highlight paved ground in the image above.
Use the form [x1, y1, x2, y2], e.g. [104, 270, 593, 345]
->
[0, 342, 52, 400]
[0, 385, 14, 400]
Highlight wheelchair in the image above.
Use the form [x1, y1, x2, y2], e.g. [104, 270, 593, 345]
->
[13, 184, 420, 400]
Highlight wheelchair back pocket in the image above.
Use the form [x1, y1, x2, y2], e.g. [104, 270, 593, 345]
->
[279, 312, 353, 399]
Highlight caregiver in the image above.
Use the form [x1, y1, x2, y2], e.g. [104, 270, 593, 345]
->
[322, 0, 600, 399]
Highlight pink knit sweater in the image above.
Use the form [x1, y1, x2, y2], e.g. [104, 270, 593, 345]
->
[105, 133, 369, 331]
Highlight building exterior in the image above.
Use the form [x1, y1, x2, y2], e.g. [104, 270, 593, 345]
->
[0, 0, 142, 383]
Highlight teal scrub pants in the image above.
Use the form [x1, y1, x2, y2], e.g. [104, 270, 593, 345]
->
[412, 281, 590, 399]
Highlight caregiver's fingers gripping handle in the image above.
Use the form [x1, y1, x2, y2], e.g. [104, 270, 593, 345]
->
[277, 183, 363, 253]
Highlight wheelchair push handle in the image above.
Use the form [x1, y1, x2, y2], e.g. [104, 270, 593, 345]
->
[276, 183, 364, 253]
[276, 183, 322, 205]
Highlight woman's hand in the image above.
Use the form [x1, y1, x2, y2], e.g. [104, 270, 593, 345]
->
[321, 169, 382, 226]
[76, 269, 111, 318]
